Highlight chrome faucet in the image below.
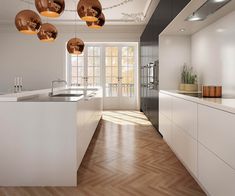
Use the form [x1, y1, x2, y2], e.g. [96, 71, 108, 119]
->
[50, 79, 67, 96]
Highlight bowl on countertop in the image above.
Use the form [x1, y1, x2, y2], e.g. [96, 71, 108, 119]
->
[202, 86, 222, 98]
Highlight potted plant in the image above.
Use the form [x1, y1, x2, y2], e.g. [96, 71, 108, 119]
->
[179, 65, 198, 92]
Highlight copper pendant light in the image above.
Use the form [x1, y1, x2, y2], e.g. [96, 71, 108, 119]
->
[86, 12, 105, 29]
[67, 38, 84, 55]
[35, 0, 65, 18]
[37, 23, 58, 42]
[15, 10, 42, 35]
[77, 0, 102, 22]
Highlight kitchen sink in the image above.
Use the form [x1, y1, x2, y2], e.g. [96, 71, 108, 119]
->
[50, 93, 83, 97]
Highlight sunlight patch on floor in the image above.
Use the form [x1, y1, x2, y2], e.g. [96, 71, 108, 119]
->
[102, 111, 152, 125]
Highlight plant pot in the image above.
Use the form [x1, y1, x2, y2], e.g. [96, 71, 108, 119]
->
[179, 83, 185, 91]
[184, 84, 198, 92]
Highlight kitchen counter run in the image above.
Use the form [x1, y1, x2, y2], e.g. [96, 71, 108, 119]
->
[160, 90, 235, 114]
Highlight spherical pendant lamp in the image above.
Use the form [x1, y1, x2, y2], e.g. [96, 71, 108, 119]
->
[77, 0, 102, 22]
[37, 23, 58, 42]
[35, 0, 65, 18]
[67, 38, 85, 55]
[86, 12, 105, 29]
[15, 10, 42, 35]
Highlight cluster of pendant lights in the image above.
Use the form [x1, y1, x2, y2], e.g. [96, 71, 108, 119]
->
[15, 0, 105, 55]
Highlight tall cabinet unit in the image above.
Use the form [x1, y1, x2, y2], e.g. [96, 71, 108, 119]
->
[140, 0, 190, 131]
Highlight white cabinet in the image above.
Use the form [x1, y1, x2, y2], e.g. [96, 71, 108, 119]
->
[198, 143, 235, 196]
[198, 105, 235, 170]
[159, 113, 172, 146]
[159, 92, 197, 176]
[172, 97, 197, 139]
[159, 92, 172, 139]
[159, 93, 172, 120]
[76, 91, 103, 169]
[172, 123, 197, 176]
[159, 91, 235, 196]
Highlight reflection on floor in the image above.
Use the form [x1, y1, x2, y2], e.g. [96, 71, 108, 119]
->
[103, 111, 152, 125]
[0, 111, 206, 196]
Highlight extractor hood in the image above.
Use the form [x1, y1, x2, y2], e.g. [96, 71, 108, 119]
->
[186, 0, 232, 21]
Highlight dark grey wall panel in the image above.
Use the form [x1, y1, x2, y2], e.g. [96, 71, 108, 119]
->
[140, 0, 190, 131]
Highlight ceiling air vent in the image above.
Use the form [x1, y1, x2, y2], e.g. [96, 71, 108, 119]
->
[186, 0, 232, 21]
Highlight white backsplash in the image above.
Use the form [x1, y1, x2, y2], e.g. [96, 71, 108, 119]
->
[192, 10, 235, 95]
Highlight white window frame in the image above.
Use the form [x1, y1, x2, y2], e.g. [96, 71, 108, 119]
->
[66, 42, 139, 109]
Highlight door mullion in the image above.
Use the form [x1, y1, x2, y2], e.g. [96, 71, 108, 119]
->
[101, 46, 106, 97]
[84, 46, 88, 86]
[118, 46, 122, 97]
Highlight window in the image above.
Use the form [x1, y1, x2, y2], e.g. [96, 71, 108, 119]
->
[105, 47, 119, 97]
[87, 46, 101, 86]
[121, 46, 135, 97]
[70, 53, 84, 86]
[67, 43, 137, 98]
[67, 46, 101, 87]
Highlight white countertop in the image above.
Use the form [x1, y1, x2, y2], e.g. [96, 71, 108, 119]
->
[0, 89, 52, 102]
[160, 90, 235, 114]
[0, 87, 101, 102]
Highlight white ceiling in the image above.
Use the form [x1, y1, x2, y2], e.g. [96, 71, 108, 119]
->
[0, 0, 160, 25]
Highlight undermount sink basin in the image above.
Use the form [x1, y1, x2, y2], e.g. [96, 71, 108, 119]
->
[50, 93, 83, 97]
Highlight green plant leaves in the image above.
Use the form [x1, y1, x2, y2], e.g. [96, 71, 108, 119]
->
[181, 65, 197, 84]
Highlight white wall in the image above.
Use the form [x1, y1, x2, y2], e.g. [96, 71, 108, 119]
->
[191, 11, 235, 95]
[0, 24, 142, 92]
[159, 35, 191, 90]
[159, 11, 235, 94]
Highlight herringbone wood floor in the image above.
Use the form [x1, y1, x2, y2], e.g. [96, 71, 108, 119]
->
[0, 111, 206, 196]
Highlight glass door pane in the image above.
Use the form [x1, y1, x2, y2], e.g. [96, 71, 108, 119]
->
[121, 46, 135, 97]
[71, 54, 85, 86]
[87, 46, 101, 86]
[105, 47, 119, 97]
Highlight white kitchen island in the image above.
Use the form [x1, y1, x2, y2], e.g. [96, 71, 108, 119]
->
[0, 87, 103, 186]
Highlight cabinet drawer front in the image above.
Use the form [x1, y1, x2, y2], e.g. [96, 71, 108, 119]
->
[172, 123, 197, 176]
[159, 113, 172, 146]
[172, 97, 197, 139]
[198, 105, 235, 169]
[159, 93, 172, 120]
[198, 144, 235, 196]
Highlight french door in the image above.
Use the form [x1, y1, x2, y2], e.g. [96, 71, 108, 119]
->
[69, 46, 101, 87]
[67, 43, 138, 110]
[103, 45, 137, 110]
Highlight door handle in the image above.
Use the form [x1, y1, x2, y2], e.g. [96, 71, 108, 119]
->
[117, 77, 123, 82]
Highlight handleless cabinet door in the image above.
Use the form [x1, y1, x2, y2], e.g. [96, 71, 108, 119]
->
[172, 123, 197, 177]
[172, 97, 197, 139]
[159, 93, 172, 120]
[198, 143, 235, 196]
[159, 113, 172, 146]
[198, 105, 235, 170]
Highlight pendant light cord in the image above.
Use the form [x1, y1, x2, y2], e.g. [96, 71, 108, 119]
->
[74, 0, 77, 38]
[72, 0, 79, 84]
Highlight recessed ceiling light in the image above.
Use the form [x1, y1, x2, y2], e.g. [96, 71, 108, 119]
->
[180, 28, 186, 32]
